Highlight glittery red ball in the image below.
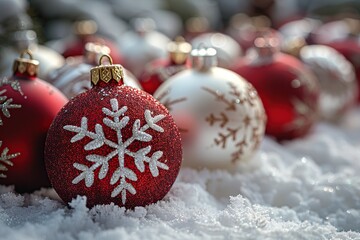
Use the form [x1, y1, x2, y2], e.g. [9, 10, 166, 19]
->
[45, 82, 182, 208]
[233, 53, 320, 140]
[139, 58, 189, 95]
[0, 75, 68, 192]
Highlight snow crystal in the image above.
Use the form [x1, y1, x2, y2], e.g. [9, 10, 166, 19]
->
[1, 107, 360, 239]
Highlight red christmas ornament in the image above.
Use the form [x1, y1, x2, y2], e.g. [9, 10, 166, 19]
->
[139, 37, 191, 95]
[0, 50, 68, 192]
[62, 20, 123, 64]
[45, 55, 182, 208]
[232, 35, 320, 140]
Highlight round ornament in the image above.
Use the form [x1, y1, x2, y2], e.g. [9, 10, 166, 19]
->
[62, 20, 123, 64]
[48, 42, 141, 99]
[154, 47, 266, 170]
[139, 37, 191, 95]
[282, 38, 358, 121]
[321, 40, 360, 103]
[0, 29, 65, 79]
[118, 18, 170, 78]
[232, 36, 320, 140]
[45, 55, 182, 208]
[191, 32, 242, 69]
[0, 50, 68, 192]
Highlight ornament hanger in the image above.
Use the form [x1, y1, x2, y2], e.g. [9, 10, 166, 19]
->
[90, 54, 123, 85]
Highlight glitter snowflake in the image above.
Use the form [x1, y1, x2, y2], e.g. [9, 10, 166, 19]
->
[63, 98, 169, 204]
[0, 141, 20, 178]
[0, 89, 21, 126]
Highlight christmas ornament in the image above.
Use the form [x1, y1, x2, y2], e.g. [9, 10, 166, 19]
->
[319, 39, 360, 104]
[139, 37, 191, 95]
[47, 42, 141, 99]
[232, 35, 320, 140]
[278, 18, 321, 45]
[0, 28, 65, 80]
[0, 50, 68, 192]
[119, 18, 170, 78]
[61, 20, 123, 64]
[45, 54, 182, 208]
[154, 47, 266, 170]
[282, 38, 358, 121]
[191, 32, 242, 69]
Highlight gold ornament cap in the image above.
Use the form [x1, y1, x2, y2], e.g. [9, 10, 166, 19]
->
[167, 36, 192, 64]
[13, 50, 39, 77]
[90, 54, 124, 85]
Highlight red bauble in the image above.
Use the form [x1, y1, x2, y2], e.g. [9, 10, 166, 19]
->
[139, 37, 191, 94]
[232, 37, 319, 140]
[0, 51, 68, 192]
[45, 55, 182, 208]
[62, 21, 123, 64]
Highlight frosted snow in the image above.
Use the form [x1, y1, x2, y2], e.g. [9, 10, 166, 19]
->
[1, 109, 360, 239]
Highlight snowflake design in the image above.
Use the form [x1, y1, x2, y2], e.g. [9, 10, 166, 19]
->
[63, 98, 169, 204]
[202, 82, 266, 162]
[0, 141, 20, 178]
[0, 77, 23, 126]
[0, 89, 21, 126]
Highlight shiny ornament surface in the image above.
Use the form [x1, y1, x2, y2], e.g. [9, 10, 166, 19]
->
[45, 55, 182, 208]
[119, 18, 170, 78]
[0, 51, 68, 192]
[140, 37, 191, 94]
[48, 43, 141, 99]
[191, 32, 242, 69]
[233, 37, 319, 140]
[154, 48, 266, 170]
[299, 45, 357, 121]
[322, 40, 360, 103]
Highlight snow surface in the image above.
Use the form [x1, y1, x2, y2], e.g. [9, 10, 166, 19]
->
[1, 109, 360, 240]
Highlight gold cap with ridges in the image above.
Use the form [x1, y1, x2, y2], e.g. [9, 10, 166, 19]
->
[13, 50, 39, 77]
[90, 54, 123, 85]
[167, 36, 192, 64]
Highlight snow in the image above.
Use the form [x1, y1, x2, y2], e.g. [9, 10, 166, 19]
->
[1, 109, 360, 240]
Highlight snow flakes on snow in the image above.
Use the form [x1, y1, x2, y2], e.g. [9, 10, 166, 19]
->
[1, 109, 360, 239]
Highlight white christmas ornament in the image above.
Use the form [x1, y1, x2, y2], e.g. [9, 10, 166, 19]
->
[154, 47, 266, 170]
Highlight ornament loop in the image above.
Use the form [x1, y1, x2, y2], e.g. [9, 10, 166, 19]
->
[20, 49, 34, 60]
[99, 54, 113, 66]
[90, 54, 124, 85]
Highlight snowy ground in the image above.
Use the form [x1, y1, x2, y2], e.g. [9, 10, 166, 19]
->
[1, 110, 360, 240]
